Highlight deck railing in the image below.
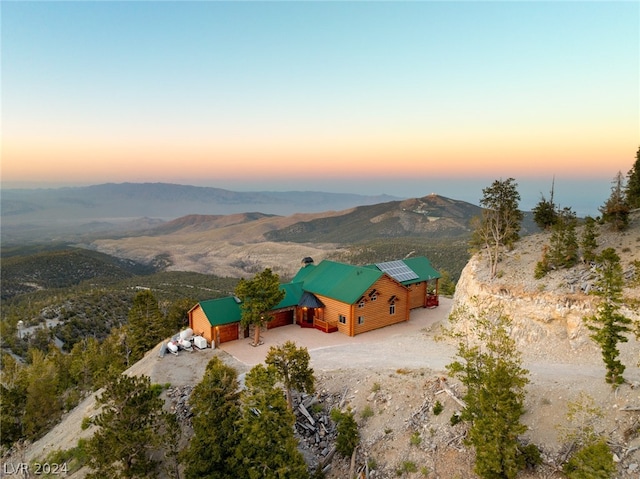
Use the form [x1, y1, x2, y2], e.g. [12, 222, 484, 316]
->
[426, 294, 439, 307]
[313, 318, 338, 333]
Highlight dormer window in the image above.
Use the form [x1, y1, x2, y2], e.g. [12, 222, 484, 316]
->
[368, 289, 378, 301]
[358, 299, 366, 308]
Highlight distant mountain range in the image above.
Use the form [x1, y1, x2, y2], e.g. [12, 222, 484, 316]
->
[1, 182, 398, 243]
[2, 182, 398, 219]
[1, 184, 541, 284]
[1, 182, 538, 246]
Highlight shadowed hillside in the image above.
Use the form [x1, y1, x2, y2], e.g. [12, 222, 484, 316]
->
[264, 194, 481, 243]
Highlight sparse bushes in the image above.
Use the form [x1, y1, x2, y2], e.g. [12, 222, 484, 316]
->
[563, 439, 616, 479]
[360, 405, 374, 420]
[395, 460, 418, 476]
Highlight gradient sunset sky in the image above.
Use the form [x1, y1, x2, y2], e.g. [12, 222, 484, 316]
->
[2, 1, 638, 214]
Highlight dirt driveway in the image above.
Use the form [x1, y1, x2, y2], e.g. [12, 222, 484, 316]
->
[141, 298, 454, 386]
[221, 298, 454, 369]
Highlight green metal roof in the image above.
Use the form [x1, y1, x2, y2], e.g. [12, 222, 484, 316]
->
[291, 263, 316, 283]
[274, 282, 304, 309]
[364, 256, 441, 285]
[198, 257, 439, 324]
[198, 297, 242, 326]
[401, 256, 441, 284]
[199, 282, 303, 325]
[293, 260, 383, 304]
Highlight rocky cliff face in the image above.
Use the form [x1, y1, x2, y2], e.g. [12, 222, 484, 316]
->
[451, 218, 639, 361]
[453, 255, 599, 352]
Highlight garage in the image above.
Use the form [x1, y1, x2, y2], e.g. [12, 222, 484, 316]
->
[267, 309, 294, 329]
[188, 297, 242, 346]
[217, 322, 239, 343]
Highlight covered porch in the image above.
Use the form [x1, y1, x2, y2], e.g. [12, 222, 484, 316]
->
[296, 292, 338, 333]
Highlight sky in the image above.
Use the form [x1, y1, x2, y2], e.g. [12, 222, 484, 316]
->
[1, 1, 639, 215]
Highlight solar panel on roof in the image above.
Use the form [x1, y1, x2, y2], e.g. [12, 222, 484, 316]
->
[375, 260, 419, 282]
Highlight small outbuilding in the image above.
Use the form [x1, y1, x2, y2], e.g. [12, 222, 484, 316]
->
[188, 296, 242, 346]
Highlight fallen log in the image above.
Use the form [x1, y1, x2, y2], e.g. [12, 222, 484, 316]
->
[299, 403, 316, 425]
[339, 386, 349, 409]
[621, 405, 640, 411]
[349, 446, 357, 478]
[438, 378, 467, 409]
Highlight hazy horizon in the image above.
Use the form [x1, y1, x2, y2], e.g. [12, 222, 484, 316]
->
[0, 176, 616, 218]
[2, 1, 638, 218]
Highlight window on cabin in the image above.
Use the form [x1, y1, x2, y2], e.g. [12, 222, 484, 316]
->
[370, 293, 377, 301]
[357, 316, 365, 325]
[358, 299, 366, 308]
[339, 314, 347, 324]
[389, 304, 396, 315]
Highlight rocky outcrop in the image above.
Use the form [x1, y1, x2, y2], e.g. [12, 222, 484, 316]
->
[452, 248, 639, 359]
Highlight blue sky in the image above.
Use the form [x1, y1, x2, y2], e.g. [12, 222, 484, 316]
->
[2, 1, 638, 215]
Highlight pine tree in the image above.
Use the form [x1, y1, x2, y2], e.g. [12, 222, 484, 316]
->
[235, 364, 309, 479]
[580, 216, 599, 263]
[126, 290, 171, 361]
[446, 304, 530, 479]
[166, 297, 195, 332]
[23, 349, 63, 439]
[85, 374, 171, 478]
[471, 178, 523, 278]
[235, 269, 286, 346]
[265, 341, 315, 409]
[600, 171, 630, 231]
[0, 353, 27, 447]
[548, 207, 579, 269]
[330, 408, 359, 458]
[183, 357, 242, 479]
[625, 146, 640, 209]
[585, 248, 633, 385]
[532, 179, 557, 230]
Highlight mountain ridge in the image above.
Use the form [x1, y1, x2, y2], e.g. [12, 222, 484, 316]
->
[1, 182, 398, 218]
[1, 182, 399, 244]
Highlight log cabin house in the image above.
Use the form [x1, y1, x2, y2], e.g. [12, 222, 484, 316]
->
[188, 256, 440, 345]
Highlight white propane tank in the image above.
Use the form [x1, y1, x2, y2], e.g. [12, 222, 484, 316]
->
[167, 342, 179, 354]
[179, 328, 194, 341]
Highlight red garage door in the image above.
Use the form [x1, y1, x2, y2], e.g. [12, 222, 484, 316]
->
[267, 310, 294, 329]
[218, 323, 239, 343]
